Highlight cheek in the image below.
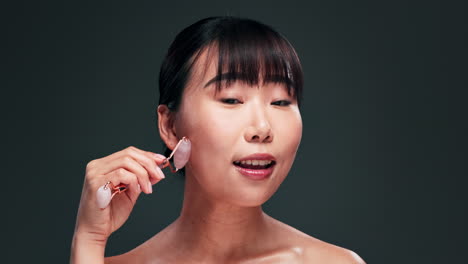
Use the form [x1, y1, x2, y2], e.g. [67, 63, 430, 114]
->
[176, 102, 243, 173]
[274, 110, 303, 178]
[276, 109, 302, 150]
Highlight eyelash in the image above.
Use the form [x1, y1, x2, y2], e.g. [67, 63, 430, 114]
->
[220, 98, 291, 106]
[271, 100, 292, 106]
[221, 98, 242, 104]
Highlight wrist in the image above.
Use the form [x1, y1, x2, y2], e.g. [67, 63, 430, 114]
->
[73, 228, 109, 246]
[70, 230, 107, 264]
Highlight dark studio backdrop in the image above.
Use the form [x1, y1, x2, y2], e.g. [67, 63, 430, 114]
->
[3, 0, 467, 263]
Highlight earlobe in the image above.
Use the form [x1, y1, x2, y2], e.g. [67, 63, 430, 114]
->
[157, 104, 178, 150]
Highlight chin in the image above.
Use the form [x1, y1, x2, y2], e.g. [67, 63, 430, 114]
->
[236, 198, 271, 207]
[189, 164, 284, 207]
[225, 185, 278, 207]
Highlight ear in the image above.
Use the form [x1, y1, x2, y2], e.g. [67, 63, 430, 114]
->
[157, 104, 179, 150]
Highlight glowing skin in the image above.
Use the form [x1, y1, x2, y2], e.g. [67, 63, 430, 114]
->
[172, 52, 303, 207]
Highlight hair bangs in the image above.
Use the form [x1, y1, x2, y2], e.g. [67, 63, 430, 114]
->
[207, 20, 303, 105]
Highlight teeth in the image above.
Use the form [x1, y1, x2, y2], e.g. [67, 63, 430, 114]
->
[235, 160, 273, 166]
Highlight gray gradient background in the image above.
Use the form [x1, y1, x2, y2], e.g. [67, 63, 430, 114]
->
[3, 0, 467, 263]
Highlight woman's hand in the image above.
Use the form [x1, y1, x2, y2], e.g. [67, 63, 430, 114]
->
[73, 146, 166, 243]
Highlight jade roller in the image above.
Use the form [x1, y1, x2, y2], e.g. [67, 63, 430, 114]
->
[96, 137, 191, 209]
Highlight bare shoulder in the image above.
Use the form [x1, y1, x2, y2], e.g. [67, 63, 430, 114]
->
[268, 217, 365, 264]
[104, 226, 172, 264]
[104, 237, 156, 264]
[301, 240, 366, 264]
[104, 238, 164, 264]
[104, 249, 141, 264]
[104, 252, 131, 264]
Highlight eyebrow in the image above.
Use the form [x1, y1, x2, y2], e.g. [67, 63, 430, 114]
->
[203, 73, 292, 88]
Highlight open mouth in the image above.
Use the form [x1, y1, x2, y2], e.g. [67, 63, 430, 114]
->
[232, 160, 276, 169]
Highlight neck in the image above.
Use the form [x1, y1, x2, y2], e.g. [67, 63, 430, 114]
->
[171, 173, 269, 261]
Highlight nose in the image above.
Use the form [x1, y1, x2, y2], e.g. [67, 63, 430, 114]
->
[244, 107, 273, 143]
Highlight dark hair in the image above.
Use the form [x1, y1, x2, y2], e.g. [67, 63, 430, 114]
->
[158, 16, 303, 161]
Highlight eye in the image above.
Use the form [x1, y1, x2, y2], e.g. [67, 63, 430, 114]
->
[271, 100, 291, 106]
[221, 98, 242, 104]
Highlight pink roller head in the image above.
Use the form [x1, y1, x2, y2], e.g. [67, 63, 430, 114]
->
[96, 184, 112, 209]
[174, 137, 191, 170]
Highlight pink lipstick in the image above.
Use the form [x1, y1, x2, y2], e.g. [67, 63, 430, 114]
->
[233, 153, 276, 180]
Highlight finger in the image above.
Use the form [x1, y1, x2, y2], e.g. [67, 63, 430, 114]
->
[118, 148, 165, 181]
[120, 146, 167, 165]
[104, 156, 153, 194]
[96, 147, 166, 181]
[105, 168, 141, 205]
[131, 147, 167, 164]
[127, 148, 166, 180]
[90, 146, 167, 170]
[149, 175, 165, 185]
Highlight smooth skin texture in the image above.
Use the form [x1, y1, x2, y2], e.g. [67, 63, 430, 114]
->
[70, 49, 365, 263]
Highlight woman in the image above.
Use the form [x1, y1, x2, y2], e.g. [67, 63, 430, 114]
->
[71, 16, 365, 263]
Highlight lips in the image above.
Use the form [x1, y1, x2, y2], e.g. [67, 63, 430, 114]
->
[233, 153, 276, 180]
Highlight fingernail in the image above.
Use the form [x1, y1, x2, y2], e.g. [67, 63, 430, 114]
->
[156, 165, 166, 179]
[153, 153, 166, 160]
[147, 182, 153, 193]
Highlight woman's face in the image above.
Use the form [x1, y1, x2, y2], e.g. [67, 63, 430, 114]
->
[173, 50, 302, 207]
